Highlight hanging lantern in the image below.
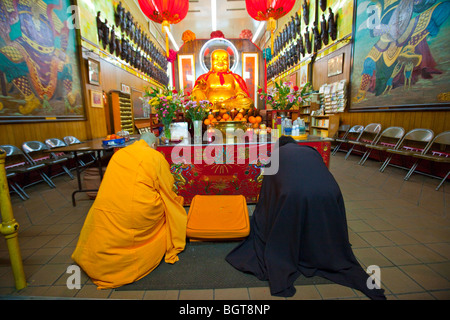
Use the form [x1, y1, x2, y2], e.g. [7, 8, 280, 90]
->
[138, 0, 189, 57]
[245, 0, 295, 54]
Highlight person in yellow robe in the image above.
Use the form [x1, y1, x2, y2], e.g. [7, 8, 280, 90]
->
[71, 133, 187, 289]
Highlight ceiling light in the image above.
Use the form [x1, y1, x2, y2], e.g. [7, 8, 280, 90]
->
[252, 21, 266, 43]
[211, 0, 217, 31]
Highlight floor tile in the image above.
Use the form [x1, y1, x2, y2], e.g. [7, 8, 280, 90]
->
[400, 265, 450, 291]
[314, 284, 358, 300]
[287, 285, 322, 300]
[402, 244, 447, 264]
[108, 290, 145, 299]
[214, 288, 249, 300]
[247, 287, 285, 300]
[376, 246, 421, 266]
[379, 267, 424, 294]
[143, 290, 180, 300]
[178, 289, 214, 300]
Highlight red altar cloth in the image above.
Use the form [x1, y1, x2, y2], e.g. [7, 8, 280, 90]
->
[157, 138, 331, 205]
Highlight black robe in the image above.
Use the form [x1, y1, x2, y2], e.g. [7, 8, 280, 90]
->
[226, 143, 386, 300]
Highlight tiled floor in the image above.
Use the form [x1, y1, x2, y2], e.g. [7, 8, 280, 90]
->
[0, 150, 449, 300]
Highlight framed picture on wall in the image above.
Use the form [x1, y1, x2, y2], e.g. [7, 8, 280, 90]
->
[90, 90, 103, 108]
[299, 63, 309, 87]
[178, 55, 196, 92]
[242, 52, 259, 109]
[349, 0, 450, 111]
[328, 54, 343, 77]
[88, 58, 101, 86]
[0, 0, 86, 123]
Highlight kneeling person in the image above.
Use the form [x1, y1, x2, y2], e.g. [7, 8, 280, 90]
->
[72, 133, 187, 289]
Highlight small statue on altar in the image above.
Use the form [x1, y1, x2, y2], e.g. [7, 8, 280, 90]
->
[312, 20, 321, 52]
[302, 0, 309, 25]
[321, 13, 329, 46]
[304, 26, 312, 54]
[328, 8, 338, 41]
[191, 49, 253, 113]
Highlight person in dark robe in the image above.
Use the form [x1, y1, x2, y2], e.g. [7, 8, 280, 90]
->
[225, 136, 387, 300]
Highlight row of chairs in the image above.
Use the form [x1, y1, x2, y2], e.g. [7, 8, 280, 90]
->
[1, 136, 95, 201]
[330, 124, 450, 191]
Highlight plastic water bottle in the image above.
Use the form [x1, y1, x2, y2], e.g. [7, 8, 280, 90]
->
[299, 119, 306, 135]
[284, 119, 292, 136]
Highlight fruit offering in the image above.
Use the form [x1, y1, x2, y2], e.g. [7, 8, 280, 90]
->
[105, 134, 122, 140]
[204, 108, 261, 127]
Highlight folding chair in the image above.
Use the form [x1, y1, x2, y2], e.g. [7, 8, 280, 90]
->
[380, 128, 434, 173]
[22, 140, 74, 181]
[330, 124, 350, 152]
[331, 125, 364, 156]
[345, 123, 382, 160]
[45, 138, 83, 167]
[359, 126, 405, 166]
[404, 130, 450, 190]
[0, 144, 55, 199]
[63, 136, 96, 165]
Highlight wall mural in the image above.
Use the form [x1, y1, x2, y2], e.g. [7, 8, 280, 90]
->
[350, 0, 450, 111]
[0, 0, 84, 122]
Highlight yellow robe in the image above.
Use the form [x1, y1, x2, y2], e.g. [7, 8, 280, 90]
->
[71, 140, 187, 289]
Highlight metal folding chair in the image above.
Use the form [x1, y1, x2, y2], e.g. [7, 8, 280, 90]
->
[380, 128, 434, 173]
[22, 141, 74, 181]
[0, 144, 55, 199]
[345, 123, 382, 160]
[404, 130, 450, 190]
[359, 126, 405, 166]
[332, 125, 364, 156]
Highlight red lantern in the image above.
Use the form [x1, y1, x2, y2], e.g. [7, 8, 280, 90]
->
[245, 0, 295, 52]
[138, 0, 189, 56]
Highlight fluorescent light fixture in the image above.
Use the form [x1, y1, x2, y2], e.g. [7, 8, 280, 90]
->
[252, 21, 266, 43]
[164, 26, 180, 51]
[211, 0, 217, 31]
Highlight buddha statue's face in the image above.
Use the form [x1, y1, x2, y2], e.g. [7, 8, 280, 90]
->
[211, 50, 230, 73]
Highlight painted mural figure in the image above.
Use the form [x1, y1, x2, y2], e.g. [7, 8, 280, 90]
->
[353, 0, 450, 103]
[0, 0, 81, 116]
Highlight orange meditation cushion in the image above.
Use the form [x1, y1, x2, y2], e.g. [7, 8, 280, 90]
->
[186, 195, 250, 240]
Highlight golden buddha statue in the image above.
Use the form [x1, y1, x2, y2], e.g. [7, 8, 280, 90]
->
[192, 49, 253, 113]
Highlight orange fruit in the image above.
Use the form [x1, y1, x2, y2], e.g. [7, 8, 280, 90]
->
[204, 119, 211, 125]
[220, 119, 225, 122]
[255, 116, 262, 123]
[252, 123, 259, 129]
[249, 116, 256, 123]
[222, 113, 230, 120]
[236, 113, 243, 119]
[207, 114, 215, 120]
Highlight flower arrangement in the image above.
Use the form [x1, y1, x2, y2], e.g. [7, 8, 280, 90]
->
[258, 81, 312, 110]
[239, 29, 253, 40]
[182, 30, 196, 43]
[210, 30, 225, 39]
[167, 49, 177, 63]
[183, 99, 212, 121]
[145, 86, 185, 138]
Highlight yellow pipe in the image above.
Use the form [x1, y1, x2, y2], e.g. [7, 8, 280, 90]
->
[162, 20, 170, 57]
[0, 151, 27, 290]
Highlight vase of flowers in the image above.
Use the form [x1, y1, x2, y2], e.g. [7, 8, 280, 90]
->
[145, 86, 184, 142]
[259, 81, 312, 110]
[183, 99, 212, 144]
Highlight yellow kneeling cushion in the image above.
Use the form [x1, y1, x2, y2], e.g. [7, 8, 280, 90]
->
[186, 195, 250, 240]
